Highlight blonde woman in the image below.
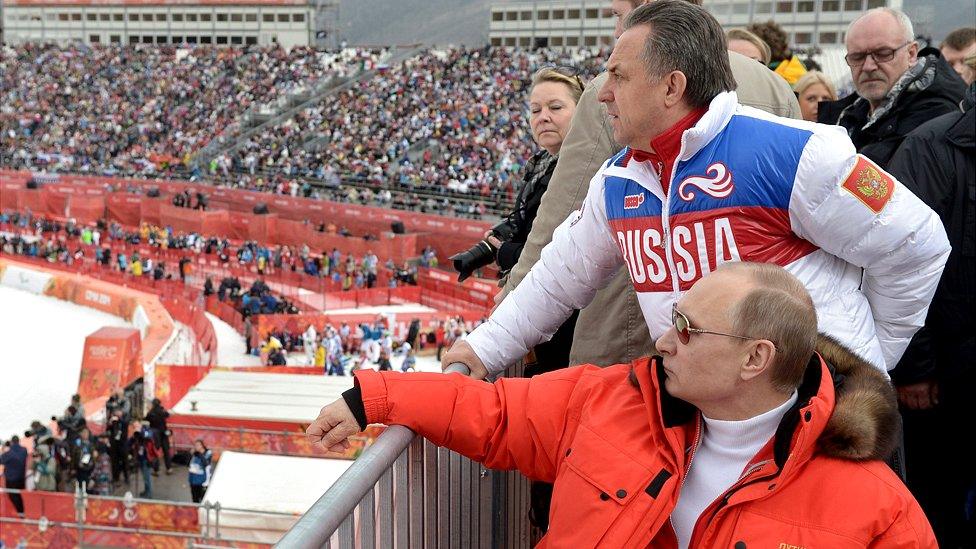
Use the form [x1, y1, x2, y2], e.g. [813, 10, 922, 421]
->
[727, 28, 771, 65]
[482, 67, 585, 275]
[794, 70, 838, 122]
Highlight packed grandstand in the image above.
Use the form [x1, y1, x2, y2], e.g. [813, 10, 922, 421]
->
[2, 43, 605, 218]
[1, 2, 974, 547]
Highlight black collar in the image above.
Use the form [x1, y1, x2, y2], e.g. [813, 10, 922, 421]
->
[656, 360, 700, 428]
[656, 354, 841, 469]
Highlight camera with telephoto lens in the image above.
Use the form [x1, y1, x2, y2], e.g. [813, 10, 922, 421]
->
[450, 218, 520, 282]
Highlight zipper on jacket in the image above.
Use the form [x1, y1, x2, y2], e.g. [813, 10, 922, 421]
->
[661, 132, 689, 298]
[668, 416, 703, 543]
[688, 465, 784, 547]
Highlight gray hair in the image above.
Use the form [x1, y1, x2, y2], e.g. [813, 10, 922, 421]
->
[623, 0, 737, 108]
[848, 7, 915, 43]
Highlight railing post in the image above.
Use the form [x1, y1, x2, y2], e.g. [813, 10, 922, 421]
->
[214, 501, 221, 540]
[393, 449, 409, 549]
[203, 501, 211, 539]
[407, 437, 423, 549]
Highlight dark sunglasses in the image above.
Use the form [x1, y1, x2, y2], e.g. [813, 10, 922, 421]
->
[844, 41, 912, 67]
[671, 303, 778, 351]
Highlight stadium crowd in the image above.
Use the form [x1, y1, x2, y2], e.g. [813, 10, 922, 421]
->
[2, 43, 606, 217]
[1, 0, 975, 545]
[209, 47, 605, 204]
[256, 314, 478, 372]
[0, 43, 374, 178]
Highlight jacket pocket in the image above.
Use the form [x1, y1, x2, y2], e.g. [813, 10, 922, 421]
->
[546, 424, 656, 548]
[727, 509, 869, 548]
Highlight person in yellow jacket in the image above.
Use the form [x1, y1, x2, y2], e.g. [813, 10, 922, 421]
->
[314, 341, 326, 369]
[130, 257, 144, 277]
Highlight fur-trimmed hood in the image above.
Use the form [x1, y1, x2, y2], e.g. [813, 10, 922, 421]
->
[815, 334, 900, 461]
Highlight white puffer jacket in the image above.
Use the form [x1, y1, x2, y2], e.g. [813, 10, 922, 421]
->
[467, 92, 950, 374]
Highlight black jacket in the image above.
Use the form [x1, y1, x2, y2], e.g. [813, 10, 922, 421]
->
[888, 84, 975, 385]
[495, 150, 557, 273]
[145, 404, 170, 432]
[818, 48, 966, 168]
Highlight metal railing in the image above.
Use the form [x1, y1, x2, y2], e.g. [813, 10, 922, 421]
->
[275, 363, 531, 549]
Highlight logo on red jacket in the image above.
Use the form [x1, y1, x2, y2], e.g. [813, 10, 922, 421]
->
[623, 193, 645, 210]
[677, 162, 734, 201]
[841, 155, 895, 214]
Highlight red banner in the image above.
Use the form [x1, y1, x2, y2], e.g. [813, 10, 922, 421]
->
[154, 364, 212, 410]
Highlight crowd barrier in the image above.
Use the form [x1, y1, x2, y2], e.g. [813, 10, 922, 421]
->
[277, 363, 532, 549]
[205, 294, 247, 334]
[0, 256, 179, 376]
[419, 267, 498, 311]
[0, 487, 275, 548]
[0, 218, 408, 314]
[2, 169, 492, 261]
[320, 285, 422, 310]
[253, 304, 486, 344]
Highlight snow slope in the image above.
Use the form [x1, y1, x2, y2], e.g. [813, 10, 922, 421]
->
[0, 286, 133, 438]
[205, 312, 262, 367]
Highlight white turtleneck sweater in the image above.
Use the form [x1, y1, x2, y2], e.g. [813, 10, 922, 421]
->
[671, 392, 798, 549]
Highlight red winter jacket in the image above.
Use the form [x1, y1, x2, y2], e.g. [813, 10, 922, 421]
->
[352, 337, 935, 548]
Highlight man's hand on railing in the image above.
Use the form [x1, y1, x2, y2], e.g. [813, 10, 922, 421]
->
[441, 340, 489, 380]
[306, 399, 361, 453]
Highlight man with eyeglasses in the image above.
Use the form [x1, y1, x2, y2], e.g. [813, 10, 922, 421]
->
[818, 7, 966, 168]
[307, 262, 936, 547]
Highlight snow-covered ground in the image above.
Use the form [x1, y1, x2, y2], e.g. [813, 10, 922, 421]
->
[205, 312, 262, 367]
[0, 286, 134, 438]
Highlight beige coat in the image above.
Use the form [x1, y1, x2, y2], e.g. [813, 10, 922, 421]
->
[503, 52, 802, 367]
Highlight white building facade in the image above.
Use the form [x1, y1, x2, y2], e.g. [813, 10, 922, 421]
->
[704, 0, 902, 48]
[488, 0, 615, 49]
[489, 0, 902, 50]
[1, 0, 313, 48]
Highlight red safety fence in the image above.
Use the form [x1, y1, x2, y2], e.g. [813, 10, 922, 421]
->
[417, 268, 498, 310]
[205, 294, 247, 333]
[253, 310, 486, 343]
[1, 169, 492, 261]
[319, 285, 422, 310]
[0, 486, 272, 548]
[0, 487, 198, 531]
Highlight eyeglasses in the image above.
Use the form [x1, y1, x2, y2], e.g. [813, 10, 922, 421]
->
[844, 41, 912, 67]
[671, 303, 778, 351]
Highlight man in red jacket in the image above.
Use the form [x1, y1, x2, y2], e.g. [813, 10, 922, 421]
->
[308, 262, 935, 548]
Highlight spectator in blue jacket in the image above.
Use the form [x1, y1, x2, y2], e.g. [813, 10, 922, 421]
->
[188, 440, 213, 503]
[1, 436, 28, 516]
